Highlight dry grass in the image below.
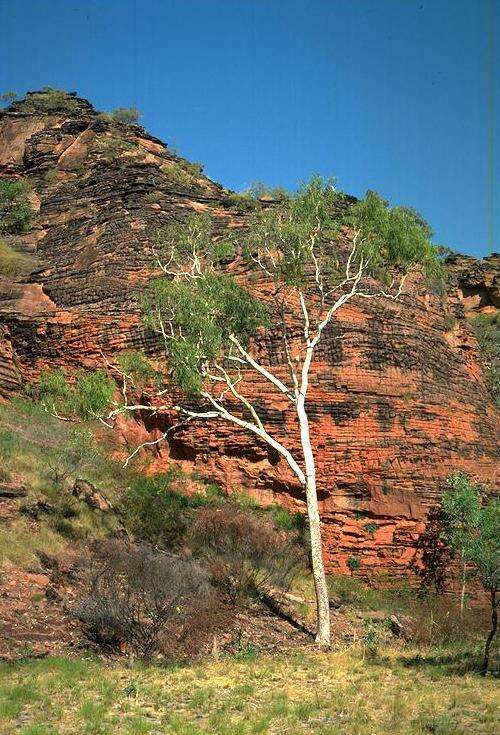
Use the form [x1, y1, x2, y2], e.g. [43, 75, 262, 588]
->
[0, 644, 497, 735]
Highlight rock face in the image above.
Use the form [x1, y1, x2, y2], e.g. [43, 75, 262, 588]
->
[1, 90, 498, 578]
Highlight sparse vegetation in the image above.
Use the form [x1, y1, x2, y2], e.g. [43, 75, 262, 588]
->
[94, 134, 138, 162]
[111, 107, 140, 124]
[189, 502, 303, 600]
[0, 645, 497, 734]
[15, 87, 80, 114]
[471, 313, 499, 405]
[73, 538, 223, 659]
[160, 161, 195, 187]
[0, 240, 33, 277]
[121, 470, 193, 550]
[43, 167, 59, 184]
[0, 179, 34, 234]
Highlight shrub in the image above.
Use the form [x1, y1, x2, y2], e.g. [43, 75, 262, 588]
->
[0, 179, 34, 234]
[94, 136, 138, 163]
[269, 504, 307, 535]
[17, 88, 80, 114]
[223, 191, 262, 214]
[121, 470, 193, 549]
[73, 538, 223, 659]
[180, 160, 203, 177]
[111, 107, 140, 125]
[347, 556, 361, 571]
[245, 181, 290, 200]
[0, 240, 33, 277]
[471, 313, 499, 406]
[43, 168, 59, 184]
[37, 368, 115, 420]
[160, 162, 192, 188]
[44, 426, 100, 486]
[188, 503, 303, 599]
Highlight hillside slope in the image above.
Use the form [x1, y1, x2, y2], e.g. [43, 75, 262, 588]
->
[0, 89, 498, 577]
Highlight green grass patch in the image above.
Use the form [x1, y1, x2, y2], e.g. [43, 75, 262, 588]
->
[0, 647, 496, 734]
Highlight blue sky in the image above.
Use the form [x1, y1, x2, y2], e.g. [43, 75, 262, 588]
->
[0, 0, 497, 257]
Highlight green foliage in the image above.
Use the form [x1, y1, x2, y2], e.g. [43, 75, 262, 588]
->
[43, 168, 59, 184]
[111, 107, 140, 124]
[142, 217, 267, 394]
[347, 556, 361, 571]
[94, 134, 138, 162]
[363, 522, 379, 535]
[143, 273, 266, 393]
[441, 472, 498, 595]
[115, 350, 159, 389]
[44, 426, 100, 486]
[439, 472, 499, 673]
[269, 504, 307, 534]
[0, 239, 33, 277]
[16, 88, 80, 114]
[441, 472, 483, 552]
[242, 177, 440, 289]
[180, 160, 204, 176]
[37, 368, 115, 420]
[0, 179, 34, 234]
[471, 313, 499, 405]
[344, 189, 442, 282]
[121, 470, 193, 549]
[223, 191, 262, 214]
[160, 161, 195, 187]
[245, 181, 290, 200]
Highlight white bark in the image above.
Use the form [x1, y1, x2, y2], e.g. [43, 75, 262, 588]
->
[114, 228, 412, 649]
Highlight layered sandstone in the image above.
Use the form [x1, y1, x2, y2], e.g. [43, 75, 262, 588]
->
[1, 90, 498, 577]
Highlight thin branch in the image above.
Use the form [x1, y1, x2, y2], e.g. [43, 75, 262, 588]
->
[228, 334, 294, 401]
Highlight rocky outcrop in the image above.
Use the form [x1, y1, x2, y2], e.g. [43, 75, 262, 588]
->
[1, 90, 498, 578]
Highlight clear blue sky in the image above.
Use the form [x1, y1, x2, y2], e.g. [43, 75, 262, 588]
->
[0, 0, 497, 257]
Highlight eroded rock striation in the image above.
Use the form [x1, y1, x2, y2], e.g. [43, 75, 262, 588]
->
[1, 90, 498, 577]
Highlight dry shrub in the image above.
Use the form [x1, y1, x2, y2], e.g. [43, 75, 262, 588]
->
[188, 503, 303, 600]
[73, 538, 228, 660]
[407, 593, 491, 647]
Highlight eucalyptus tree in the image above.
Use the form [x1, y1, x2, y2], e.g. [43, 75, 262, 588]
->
[439, 472, 499, 674]
[39, 177, 440, 648]
[123, 179, 439, 648]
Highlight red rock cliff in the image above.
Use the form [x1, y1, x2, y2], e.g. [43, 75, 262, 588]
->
[1, 90, 498, 577]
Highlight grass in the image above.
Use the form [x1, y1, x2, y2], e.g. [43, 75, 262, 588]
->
[0, 645, 497, 734]
[0, 239, 34, 277]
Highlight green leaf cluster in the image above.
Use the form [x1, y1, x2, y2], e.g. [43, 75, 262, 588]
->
[243, 177, 441, 288]
[142, 270, 268, 394]
[441, 472, 499, 593]
[344, 190, 442, 281]
[115, 350, 160, 389]
[0, 179, 34, 234]
[38, 369, 115, 420]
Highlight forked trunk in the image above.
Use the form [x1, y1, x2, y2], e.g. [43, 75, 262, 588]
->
[297, 397, 331, 649]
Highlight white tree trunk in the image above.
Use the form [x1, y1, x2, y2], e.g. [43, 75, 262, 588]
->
[297, 395, 331, 649]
